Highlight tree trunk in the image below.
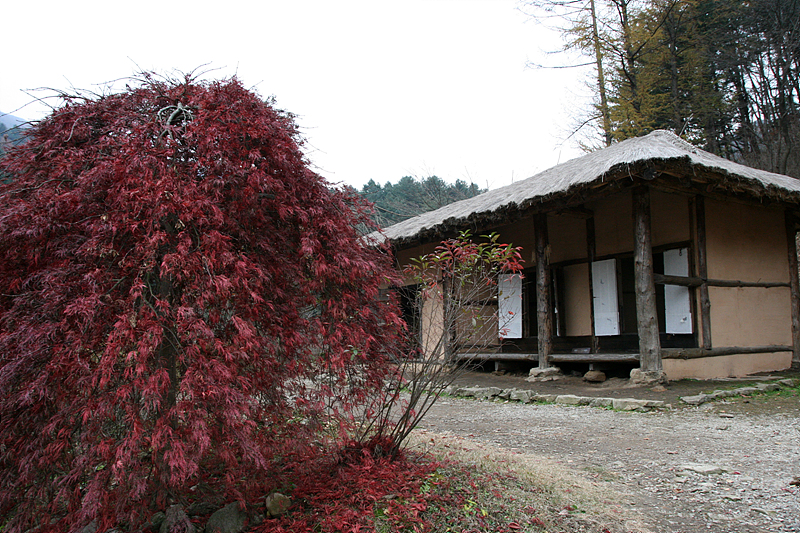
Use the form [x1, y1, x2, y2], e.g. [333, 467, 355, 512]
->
[590, 0, 612, 146]
[535, 213, 552, 368]
[632, 187, 661, 372]
[694, 195, 712, 349]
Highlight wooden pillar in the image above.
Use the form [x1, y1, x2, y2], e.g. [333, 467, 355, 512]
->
[632, 186, 662, 372]
[694, 195, 712, 349]
[535, 213, 552, 368]
[442, 277, 454, 363]
[785, 209, 800, 368]
[586, 214, 599, 353]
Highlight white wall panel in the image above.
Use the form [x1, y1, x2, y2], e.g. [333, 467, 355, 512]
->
[592, 259, 620, 336]
[664, 248, 693, 334]
[498, 274, 523, 338]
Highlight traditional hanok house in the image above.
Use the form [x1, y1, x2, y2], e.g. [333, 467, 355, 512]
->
[379, 130, 800, 381]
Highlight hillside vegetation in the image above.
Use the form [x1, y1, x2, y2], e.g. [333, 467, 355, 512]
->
[358, 175, 485, 228]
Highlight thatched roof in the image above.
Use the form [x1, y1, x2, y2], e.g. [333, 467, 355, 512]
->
[374, 130, 800, 246]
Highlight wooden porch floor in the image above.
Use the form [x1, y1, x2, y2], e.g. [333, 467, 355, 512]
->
[458, 352, 641, 364]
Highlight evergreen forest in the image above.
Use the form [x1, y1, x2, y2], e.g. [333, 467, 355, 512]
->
[358, 175, 485, 228]
[526, 0, 800, 178]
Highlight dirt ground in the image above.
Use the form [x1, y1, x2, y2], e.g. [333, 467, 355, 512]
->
[418, 369, 800, 533]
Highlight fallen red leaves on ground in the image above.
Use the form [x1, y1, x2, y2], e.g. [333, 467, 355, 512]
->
[256, 444, 443, 533]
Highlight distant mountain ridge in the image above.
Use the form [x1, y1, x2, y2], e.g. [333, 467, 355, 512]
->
[1, 111, 30, 156]
[0, 111, 29, 129]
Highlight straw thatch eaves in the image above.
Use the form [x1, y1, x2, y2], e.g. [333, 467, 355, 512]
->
[373, 130, 800, 249]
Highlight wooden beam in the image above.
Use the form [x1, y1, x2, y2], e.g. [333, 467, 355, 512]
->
[549, 352, 640, 364]
[556, 207, 594, 219]
[694, 195, 712, 349]
[786, 209, 800, 368]
[456, 352, 536, 362]
[654, 273, 790, 288]
[456, 352, 641, 363]
[632, 186, 662, 372]
[535, 213, 552, 368]
[663, 345, 792, 360]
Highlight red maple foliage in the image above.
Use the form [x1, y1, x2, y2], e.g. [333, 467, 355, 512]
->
[256, 446, 442, 533]
[0, 75, 403, 533]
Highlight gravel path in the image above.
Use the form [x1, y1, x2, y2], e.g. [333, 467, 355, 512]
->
[419, 394, 800, 532]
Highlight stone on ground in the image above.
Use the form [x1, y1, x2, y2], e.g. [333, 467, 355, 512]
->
[556, 394, 591, 405]
[206, 502, 248, 533]
[509, 389, 533, 403]
[187, 501, 217, 516]
[629, 368, 668, 385]
[160, 505, 195, 533]
[678, 463, 729, 475]
[454, 386, 502, 399]
[583, 370, 606, 382]
[529, 366, 561, 377]
[526, 366, 562, 382]
[680, 393, 708, 405]
[589, 397, 614, 407]
[265, 492, 292, 517]
[612, 398, 665, 411]
[148, 512, 166, 532]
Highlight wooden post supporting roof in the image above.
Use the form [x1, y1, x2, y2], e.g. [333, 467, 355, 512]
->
[632, 186, 662, 372]
[535, 213, 552, 368]
[785, 210, 800, 368]
[442, 277, 454, 363]
[694, 195, 712, 349]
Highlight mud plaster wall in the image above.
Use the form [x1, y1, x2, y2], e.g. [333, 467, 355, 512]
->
[494, 213, 587, 266]
[548, 214, 587, 263]
[590, 192, 634, 257]
[494, 219, 536, 266]
[420, 288, 444, 359]
[454, 281, 500, 352]
[454, 305, 499, 352]
[705, 199, 791, 348]
[395, 242, 439, 286]
[708, 286, 792, 346]
[563, 263, 592, 336]
[588, 190, 691, 257]
[664, 352, 793, 380]
[650, 190, 690, 246]
[705, 199, 789, 282]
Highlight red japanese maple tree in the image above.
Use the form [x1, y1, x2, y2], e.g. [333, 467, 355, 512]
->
[0, 75, 403, 532]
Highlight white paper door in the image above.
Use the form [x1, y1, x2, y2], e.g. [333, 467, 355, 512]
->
[663, 248, 693, 334]
[592, 259, 620, 336]
[498, 274, 522, 338]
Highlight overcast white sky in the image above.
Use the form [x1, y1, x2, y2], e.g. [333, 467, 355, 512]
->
[2, 0, 591, 191]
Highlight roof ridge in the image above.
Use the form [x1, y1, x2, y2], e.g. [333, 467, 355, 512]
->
[647, 129, 699, 154]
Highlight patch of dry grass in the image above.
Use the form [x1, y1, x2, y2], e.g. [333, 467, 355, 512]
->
[405, 429, 656, 533]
